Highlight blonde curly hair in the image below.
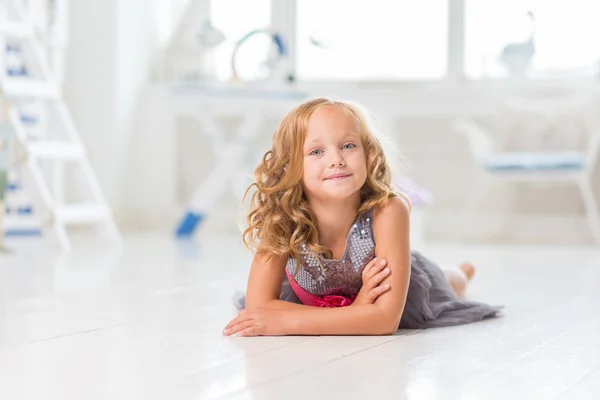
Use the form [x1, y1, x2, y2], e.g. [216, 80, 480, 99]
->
[242, 97, 407, 261]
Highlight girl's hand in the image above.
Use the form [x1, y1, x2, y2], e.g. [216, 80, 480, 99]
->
[223, 308, 290, 337]
[353, 258, 391, 306]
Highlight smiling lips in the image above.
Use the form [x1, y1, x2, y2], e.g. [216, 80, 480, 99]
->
[326, 173, 351, 180]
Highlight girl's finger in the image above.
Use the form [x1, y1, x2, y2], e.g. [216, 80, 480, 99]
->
[362, 257, 379, 278]
[368, 283, 391, 302]
[365, 259, 387, 281]
[224, 317, 242, 331]
[366, 259, 387, 280]
[368, 267, 390, 289]
[235, 326, 257, 337]
[223, 320, 255, 336]
[223, 312, 251, 331]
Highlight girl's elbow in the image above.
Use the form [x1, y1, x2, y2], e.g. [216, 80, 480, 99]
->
[374, 306, 402, 335]
[369, 323, 397, 335]
[373, 313, 400, 335]
[380, 321, 399, 335]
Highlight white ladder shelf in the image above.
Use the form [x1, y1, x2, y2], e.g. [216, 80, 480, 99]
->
[0, 0, 121, 251]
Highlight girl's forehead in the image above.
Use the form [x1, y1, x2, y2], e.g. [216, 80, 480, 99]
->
[308, 105, 352, 125]
[305, 108, 360, 139]
[304, 129, 360, 145]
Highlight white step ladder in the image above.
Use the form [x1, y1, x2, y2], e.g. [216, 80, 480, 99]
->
[0, 0, 121, 251]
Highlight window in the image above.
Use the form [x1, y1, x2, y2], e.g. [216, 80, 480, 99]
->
[296, 0, 448, 80]
[210, 0, 271, 81]
[154, 0, 191, 46]
[465, 0, 600, 79]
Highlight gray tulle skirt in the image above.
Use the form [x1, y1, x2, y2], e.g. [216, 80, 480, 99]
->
[235, 250, 502, 329]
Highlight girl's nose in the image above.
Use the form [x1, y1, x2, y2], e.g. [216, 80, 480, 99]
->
[330, 154, 346, 168]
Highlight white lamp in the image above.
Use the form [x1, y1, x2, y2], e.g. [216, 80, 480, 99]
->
[197, 21, 225, 48]
[160, 13, 226, 83]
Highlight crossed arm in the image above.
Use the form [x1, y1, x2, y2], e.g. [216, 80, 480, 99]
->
[223, 197, 411, 336]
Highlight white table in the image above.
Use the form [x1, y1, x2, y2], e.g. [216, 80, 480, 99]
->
[133, 83, 309, 237]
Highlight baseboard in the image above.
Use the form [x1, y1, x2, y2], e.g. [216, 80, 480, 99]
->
[424, 211, 598, 245]
[113, 206, 245, 235]
[114, 205, 597, 245]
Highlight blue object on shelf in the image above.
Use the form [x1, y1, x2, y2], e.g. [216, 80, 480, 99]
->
[7, 67, 27, 77]
[4, 229, 42, 237]
[272, 33, 287, 56]
[5, 43, 28, 77]
[175, 211, 205, 238]
[20, 114, 38, 124]
[17, 206, 33, 215]
[485, 152, 585, 172]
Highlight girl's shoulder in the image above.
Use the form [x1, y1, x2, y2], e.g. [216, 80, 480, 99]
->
[370, 194, 411, 243]
[372, 194, 411, 221]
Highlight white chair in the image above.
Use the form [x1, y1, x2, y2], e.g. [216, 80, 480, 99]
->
[453, 118, 600, 241]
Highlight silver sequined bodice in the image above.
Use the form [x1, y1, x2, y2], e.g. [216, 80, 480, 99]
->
[286, 209, 375, 298]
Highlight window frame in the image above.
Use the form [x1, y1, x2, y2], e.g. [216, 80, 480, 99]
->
[273, 0, 465, 86]
[201, 0, 596, 88]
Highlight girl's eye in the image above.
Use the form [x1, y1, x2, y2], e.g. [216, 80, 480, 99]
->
[342, 143, 356, 150]
[309, 149, 323, 156]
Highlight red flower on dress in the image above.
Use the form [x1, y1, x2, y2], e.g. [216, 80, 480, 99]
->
[313, 295, 356, 308]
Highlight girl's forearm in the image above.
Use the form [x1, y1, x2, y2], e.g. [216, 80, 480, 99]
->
[265, 299, 307, 310]
[260, 299, 400, 335]
[284, 304, 399, 335]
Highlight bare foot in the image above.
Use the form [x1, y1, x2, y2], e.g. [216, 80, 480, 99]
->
[443, 262, 476, 299]
[459, 262, 476, 281]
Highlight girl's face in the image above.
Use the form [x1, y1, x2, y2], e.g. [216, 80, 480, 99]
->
[301, 105, 367, 202]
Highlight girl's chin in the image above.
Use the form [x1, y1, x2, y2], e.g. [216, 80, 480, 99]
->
[309, 188, 362, 201]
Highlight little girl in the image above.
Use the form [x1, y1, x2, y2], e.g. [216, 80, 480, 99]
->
[223, 98, 501, 337]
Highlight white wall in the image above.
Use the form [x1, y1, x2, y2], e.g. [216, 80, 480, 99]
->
[63, 0, 157, 209]
[63, 0, 118, 202]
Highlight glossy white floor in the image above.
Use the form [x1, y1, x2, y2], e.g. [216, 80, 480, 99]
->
[1, 231, 599, 400]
